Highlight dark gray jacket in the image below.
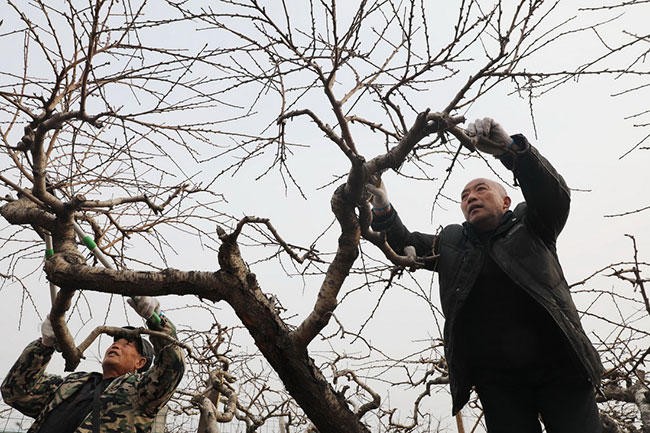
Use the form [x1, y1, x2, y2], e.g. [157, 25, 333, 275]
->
[371, 135, 603, 414]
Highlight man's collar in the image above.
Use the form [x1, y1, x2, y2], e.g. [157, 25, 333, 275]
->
[462, 210, 515, 243]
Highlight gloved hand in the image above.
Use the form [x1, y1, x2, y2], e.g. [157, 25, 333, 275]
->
[366, 180, 389, 209]
[41, 316, 56, 347]
[466, 117, 512, 155]
[127, 296, 160, 319]
[403, 245, 417, 259]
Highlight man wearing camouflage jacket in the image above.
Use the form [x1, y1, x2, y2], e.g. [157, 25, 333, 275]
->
[1, 296, 185, 433]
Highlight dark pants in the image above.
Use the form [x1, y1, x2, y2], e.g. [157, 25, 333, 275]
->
[474, 365, 601, 433]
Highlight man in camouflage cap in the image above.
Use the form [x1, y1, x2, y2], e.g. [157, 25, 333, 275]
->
[1, 296, 185, 433]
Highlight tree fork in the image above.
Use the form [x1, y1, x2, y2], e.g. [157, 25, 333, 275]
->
[216, 248, 372, 433]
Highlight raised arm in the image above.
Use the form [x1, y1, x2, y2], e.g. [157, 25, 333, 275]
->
[368, 181, 437, 268]
[127, 297, 185, 416]
[499, 136, 570, 244]
[1, 318, 64, 418]
[468, 117, 571, 244]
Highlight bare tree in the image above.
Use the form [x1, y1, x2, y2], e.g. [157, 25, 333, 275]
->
[1, 1, 649, 432]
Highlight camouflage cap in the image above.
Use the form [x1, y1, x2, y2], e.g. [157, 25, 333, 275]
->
[114, 326, 154, 372]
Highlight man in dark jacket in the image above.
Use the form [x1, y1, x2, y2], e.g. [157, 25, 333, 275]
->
[1, 296, 185, 433]
[368, 117, 603, 433]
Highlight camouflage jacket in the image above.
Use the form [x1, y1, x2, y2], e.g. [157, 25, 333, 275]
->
[1, 316, 185, 433]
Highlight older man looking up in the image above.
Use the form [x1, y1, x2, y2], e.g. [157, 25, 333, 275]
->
[2, 296, 185, 433]
[368, 118, 603, 433]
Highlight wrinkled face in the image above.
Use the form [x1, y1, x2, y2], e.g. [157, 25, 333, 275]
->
[460, 178, 511, 232]
[102, 338, 146, 378]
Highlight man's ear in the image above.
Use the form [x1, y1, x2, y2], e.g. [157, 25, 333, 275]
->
[503, 196, 512, 210]
[134, 356, 147, 371]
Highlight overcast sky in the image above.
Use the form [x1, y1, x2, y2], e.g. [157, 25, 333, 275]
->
[1, 1, 649, 431]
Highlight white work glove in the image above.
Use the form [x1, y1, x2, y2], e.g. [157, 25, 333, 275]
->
[466, 117, 512, 155]
[40, 316, 56, 347]
[403, 246, 417, 259]
[127, 296, 160, 319]
[366, 180, 390, 209]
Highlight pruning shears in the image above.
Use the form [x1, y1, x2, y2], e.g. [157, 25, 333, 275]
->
[44, 224, 161, 325]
